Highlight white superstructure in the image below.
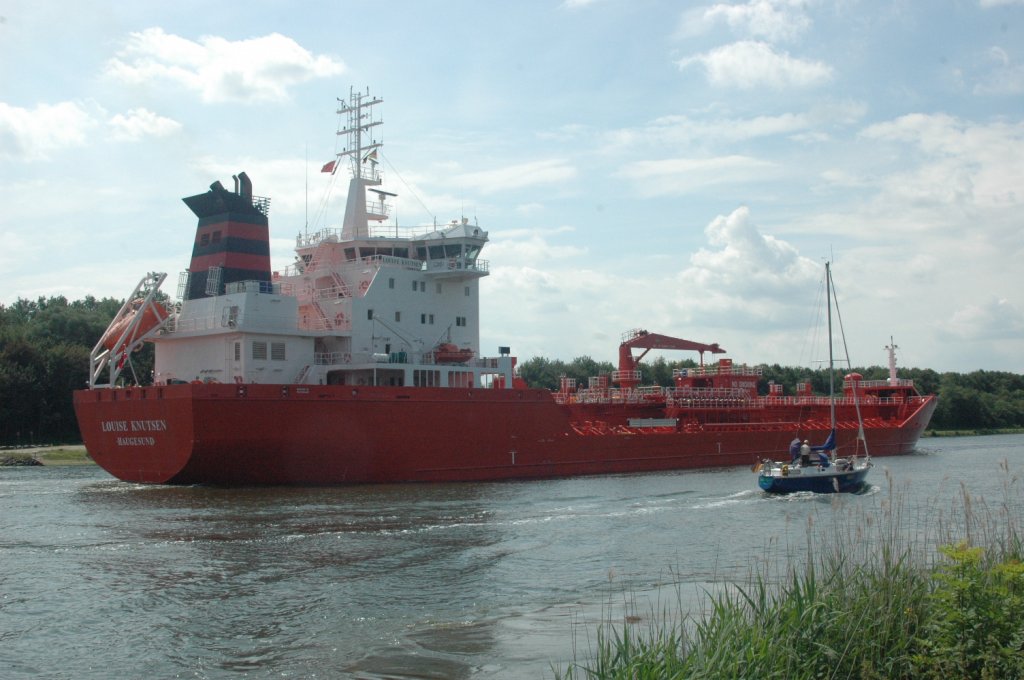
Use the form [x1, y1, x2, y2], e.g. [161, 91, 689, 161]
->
[150, 88, 514, 389]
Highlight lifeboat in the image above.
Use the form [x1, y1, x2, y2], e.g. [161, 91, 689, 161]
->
[432, 342, 474, 363]
[100, 302, 169, 351]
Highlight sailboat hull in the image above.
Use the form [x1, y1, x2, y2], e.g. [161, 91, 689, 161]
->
[758, 465, 871, 493]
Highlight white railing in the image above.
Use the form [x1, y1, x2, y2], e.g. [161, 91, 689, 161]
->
[674, 364, 762, 378]
[848, 378, 916, 389]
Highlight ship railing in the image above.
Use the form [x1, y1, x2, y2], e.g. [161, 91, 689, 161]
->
[668, 387, 752, 400]
[298, 315, 333, 331]
[847, 378, 916, 389]
[313, 284, 350, 300]
[423, 258, 490, 274]
[224, 279, 280, 295]
[366, 199, 391, 218]
[298, 223, 485, 247]
[674, 365, 762, 378]
[164, 314, 222, 333]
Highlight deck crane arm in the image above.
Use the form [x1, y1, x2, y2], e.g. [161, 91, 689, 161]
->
[615, 329, 726, 389]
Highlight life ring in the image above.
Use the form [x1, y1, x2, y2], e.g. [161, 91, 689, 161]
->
[781, 464, 789, 477]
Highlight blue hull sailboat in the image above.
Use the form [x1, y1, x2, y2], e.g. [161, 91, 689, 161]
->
[756, 262, 871, 494]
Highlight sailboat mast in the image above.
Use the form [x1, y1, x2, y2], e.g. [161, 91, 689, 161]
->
[826, 261, 835, 429]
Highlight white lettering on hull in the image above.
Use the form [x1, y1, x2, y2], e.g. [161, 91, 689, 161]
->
[116, 436, 157, 446]
[102, 419, 168, 446]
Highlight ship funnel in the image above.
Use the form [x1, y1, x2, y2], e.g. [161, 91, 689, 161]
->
[180, 172, 271, 300]
[238, 172, 253, 201]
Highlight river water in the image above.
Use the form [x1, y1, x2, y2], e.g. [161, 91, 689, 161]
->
[2, 434, 1023, 679]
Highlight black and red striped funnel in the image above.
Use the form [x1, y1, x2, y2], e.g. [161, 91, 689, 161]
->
[180, 172, 271, 300]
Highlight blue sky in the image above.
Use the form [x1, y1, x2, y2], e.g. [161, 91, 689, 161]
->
[2, 0, 1022, 373]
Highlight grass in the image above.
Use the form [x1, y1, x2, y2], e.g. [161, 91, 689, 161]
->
[0, 445, 93, 466]
[554, 467, 1024, 680]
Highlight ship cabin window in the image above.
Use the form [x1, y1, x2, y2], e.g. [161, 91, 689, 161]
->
[412, 281, 418, 291]
[394, 248, 409, 258]
[456, 316, 466, 327]
[420, 313, 426, 324]
[252, 341, 268, 360]
[234, 342, 241, 361]
[344, 248, 356, 262]
[395, 311, 401, 322]
[436, 283, 442, 294]
[200, 233, 210, 247]
[465, 244, 481, 260]
[464, 286, 470, 297]
[271, 342, 286, 361]
[211, 231, 222, 243]
[367, 309, 374, 320]
[429, 314, 435, 325]
[429, 245, 445, 260]
[388, 278, 395, 289]
[445, 244, 462, 258]
[416, 247, 427, 260]
[413, 370, 440, 387]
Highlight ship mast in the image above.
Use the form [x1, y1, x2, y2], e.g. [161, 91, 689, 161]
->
[335, 87, 387, 240]
[886, 336, 899, 384]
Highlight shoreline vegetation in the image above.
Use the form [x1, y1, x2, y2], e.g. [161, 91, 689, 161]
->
[0, 445, 91, 466]
[553, 467, 1024, 680]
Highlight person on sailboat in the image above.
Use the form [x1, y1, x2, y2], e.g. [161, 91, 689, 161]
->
[799, 440, 811, 467]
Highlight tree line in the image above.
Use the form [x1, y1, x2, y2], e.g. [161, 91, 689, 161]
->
[1, 295, 1022, 445]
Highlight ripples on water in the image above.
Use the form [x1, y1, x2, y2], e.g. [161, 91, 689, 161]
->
[2, 434, 1022, 678]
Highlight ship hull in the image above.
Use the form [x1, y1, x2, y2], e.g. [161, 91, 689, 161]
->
[74, 383, 937, 485]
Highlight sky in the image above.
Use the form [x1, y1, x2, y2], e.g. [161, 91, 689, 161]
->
[2, 0, 1023, 374]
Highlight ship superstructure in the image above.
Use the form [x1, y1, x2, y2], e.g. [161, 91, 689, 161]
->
[143, 89, 512, 393]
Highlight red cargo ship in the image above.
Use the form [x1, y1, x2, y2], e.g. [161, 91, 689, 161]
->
[73, 89, 937, 485]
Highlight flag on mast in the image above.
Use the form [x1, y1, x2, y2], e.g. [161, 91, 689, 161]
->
[320, 160, 337, 174]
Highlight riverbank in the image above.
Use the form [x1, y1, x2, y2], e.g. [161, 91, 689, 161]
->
[0, 445, 92, 466]
[923, 427, 1024, 437]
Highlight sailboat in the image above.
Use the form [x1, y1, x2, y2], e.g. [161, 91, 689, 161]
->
[755, 262, 872, 493]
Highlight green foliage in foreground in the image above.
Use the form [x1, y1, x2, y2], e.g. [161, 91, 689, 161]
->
[555, 474, 1024, 680]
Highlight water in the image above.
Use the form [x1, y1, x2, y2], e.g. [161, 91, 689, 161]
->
[2, 434, 1023, 679]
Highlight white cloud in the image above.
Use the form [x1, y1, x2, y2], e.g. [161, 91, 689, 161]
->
[679, 0, 814, 42]
[861, 113, 1024, 211]
[618, 155, 776, 196]
[0, 101, 97, 161]
[677, 40, 833, 89]
[683, 206, 818, 300]
[108, 108, 182, 141]
[946, 297, 1024, 341]
[105, 28, 344, 104]
[453, 159, 576, 195]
